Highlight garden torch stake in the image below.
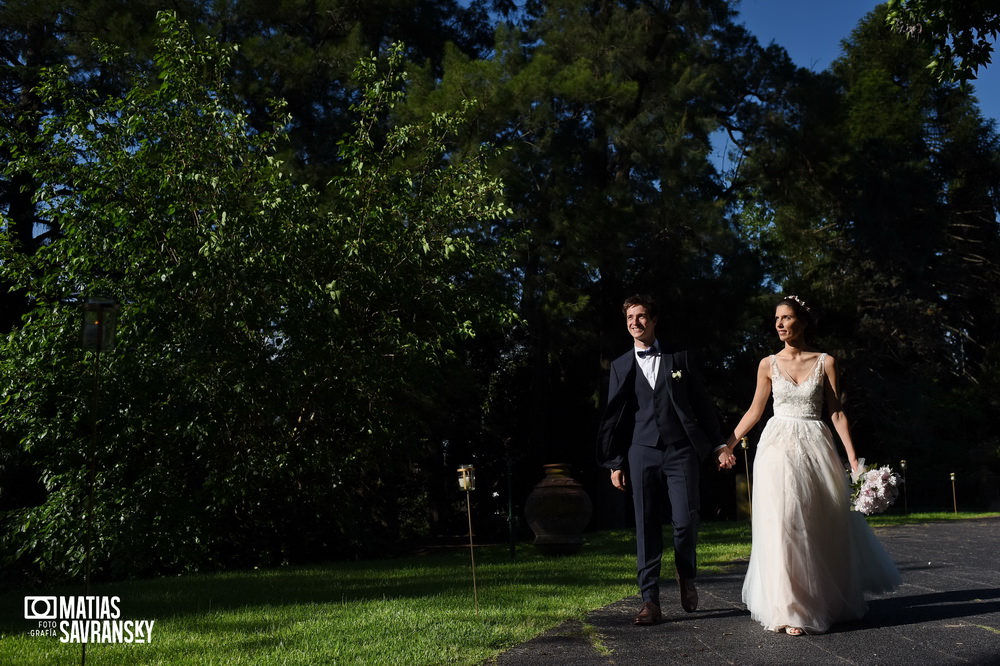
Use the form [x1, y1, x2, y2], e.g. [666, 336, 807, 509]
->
[80, 298, 117, 666]
[900, 459, 908, 514]
[458, 465, 479, 615]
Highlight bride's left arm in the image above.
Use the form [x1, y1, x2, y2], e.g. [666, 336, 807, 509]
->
[823, 355, 859, 472]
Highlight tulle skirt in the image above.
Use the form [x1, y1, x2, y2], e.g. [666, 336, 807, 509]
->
[741, 416, 901, 634]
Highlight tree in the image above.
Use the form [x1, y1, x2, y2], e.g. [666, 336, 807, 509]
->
[0, 12, 511, 582]
[0, 0, 497, 329]
[399, 1, 794, 524]
[886, 0, 1000, 81]
[0, 1, 210, 331]
[213, 0, 495, 184]
[736, 6, 1000, 504]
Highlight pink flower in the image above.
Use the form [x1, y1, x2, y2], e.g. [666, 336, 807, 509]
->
[849, 463, 901, 515]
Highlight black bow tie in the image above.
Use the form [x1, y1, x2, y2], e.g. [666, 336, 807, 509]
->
[637, 347, 659, 358]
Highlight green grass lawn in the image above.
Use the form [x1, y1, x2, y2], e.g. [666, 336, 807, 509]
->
[1, 513, 995, 665]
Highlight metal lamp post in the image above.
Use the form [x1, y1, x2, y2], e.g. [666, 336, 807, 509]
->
[80, 298, 117, 666]
[458, 464, 479, 615]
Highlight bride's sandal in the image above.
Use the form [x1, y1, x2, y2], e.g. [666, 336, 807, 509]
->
[785, 627, 805, 636]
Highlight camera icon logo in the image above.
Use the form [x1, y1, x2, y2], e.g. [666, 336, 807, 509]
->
[24, 596, 58, 620]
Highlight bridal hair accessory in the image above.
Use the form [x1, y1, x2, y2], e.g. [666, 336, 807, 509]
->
[849, 458, 902, 515]
[787, 294, 812, 313]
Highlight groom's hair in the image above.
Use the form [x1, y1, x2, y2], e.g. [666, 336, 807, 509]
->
[622, 294, 657, 318]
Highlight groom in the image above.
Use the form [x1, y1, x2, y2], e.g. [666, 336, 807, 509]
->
[596, 294, 723, 625]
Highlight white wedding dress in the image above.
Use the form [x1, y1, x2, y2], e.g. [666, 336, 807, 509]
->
[741, 354, 901, 634]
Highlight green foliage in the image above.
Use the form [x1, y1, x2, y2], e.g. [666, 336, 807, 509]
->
[405, 0, 768, 478]
[0, 13, 512, 582]
[886, 0, 1000, 82]
[1, 0, 997, 586]
[734, 7, 1000, 491]
[216, 0, 494, 183]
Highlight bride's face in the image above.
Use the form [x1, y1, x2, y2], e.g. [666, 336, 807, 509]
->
[775, 305, 803, 343]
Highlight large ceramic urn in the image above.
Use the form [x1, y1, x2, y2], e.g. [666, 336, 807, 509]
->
[524, 464, 593, 555]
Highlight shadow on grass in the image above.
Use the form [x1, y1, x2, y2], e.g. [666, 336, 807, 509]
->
[0, 531, 630, 628]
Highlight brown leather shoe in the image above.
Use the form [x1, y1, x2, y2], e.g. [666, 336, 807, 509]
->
[633, 601, 662, 625]
[678, 577, 698, 612]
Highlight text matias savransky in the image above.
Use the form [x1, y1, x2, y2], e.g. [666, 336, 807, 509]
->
[24, 595, 155, 644]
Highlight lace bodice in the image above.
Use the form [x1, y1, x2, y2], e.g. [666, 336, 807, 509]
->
[770, 353, 826, 420]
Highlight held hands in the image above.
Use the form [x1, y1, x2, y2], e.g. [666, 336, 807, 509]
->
[717, 444, 737, 470]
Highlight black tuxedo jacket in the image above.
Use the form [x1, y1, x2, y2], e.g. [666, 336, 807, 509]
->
[596, 346, 722, 470]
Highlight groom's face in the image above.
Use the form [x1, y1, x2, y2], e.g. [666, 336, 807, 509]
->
[626, 304, 657, 346]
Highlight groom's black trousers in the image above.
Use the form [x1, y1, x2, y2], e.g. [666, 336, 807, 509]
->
[628, 438, 700, 605]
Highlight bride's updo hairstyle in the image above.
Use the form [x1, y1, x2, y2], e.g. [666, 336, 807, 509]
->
[777, 294, 818, 342]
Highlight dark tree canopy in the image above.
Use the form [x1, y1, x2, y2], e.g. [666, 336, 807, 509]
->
[0, 1, 997, 584]
[736, 6, 1000, 501]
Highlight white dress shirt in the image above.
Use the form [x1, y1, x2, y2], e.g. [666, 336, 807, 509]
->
[634, 342, 660, 388]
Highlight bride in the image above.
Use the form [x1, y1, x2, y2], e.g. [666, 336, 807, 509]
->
[717, 296, 900, 635]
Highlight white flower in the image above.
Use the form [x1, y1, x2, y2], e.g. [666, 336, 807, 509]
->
[671, 370, 683, 380]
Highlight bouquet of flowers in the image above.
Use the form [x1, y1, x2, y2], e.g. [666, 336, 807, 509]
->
[849, 459, 902, 515]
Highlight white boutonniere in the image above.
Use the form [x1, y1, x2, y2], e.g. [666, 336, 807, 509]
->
[671, 370, 683, 380]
